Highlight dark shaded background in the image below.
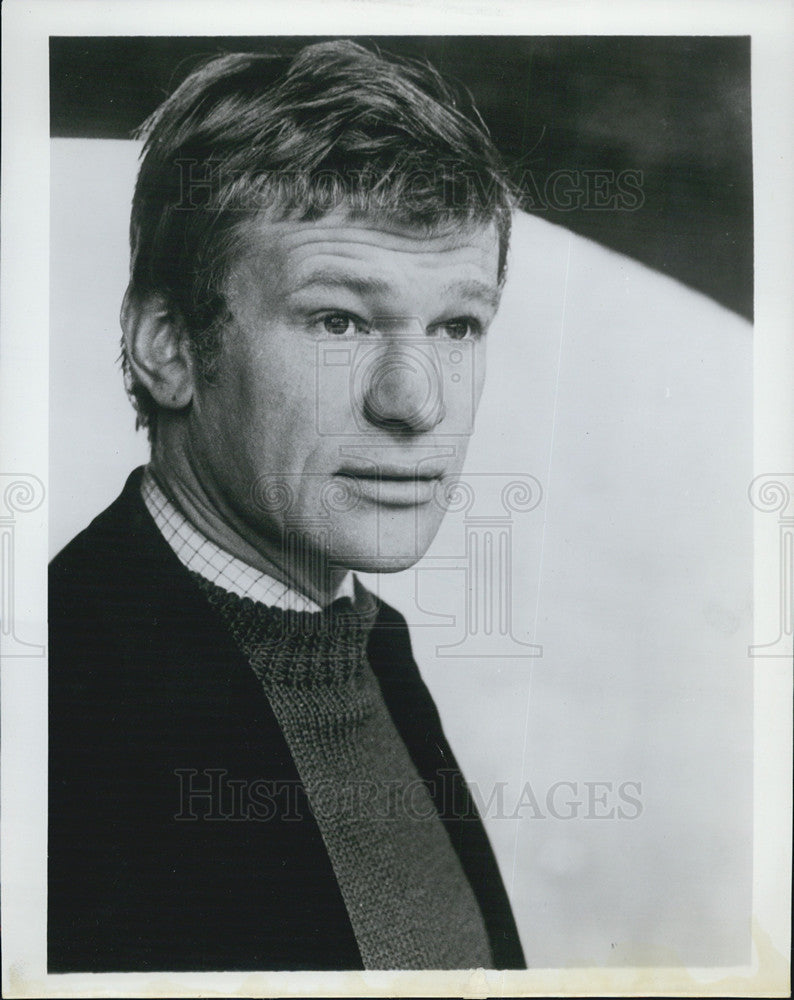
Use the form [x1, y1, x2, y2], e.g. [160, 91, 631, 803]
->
[50, 36, 753, 319]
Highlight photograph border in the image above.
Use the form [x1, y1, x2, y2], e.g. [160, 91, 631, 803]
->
[1, 1, 791, 996]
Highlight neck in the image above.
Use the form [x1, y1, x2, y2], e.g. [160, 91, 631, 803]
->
[149, 439, 349, 609]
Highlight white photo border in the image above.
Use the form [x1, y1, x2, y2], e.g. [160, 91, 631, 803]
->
[1, 0, 791, 996]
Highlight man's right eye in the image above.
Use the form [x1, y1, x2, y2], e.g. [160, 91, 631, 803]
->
[321, 312, 366, 337]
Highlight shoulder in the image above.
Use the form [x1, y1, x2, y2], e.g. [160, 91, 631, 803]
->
[49, 466, 191, 611]
[50, 467, 147, 581]
[48, 466, 194, 664]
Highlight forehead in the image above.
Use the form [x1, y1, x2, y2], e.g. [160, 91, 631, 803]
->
[230, 209, 501, 298]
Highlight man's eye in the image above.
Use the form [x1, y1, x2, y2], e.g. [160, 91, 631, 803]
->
[321, 313, 365, 337]
[435, 317, 482, 340]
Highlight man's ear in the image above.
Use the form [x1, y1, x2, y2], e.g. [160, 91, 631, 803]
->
[120, 287, 195, 410]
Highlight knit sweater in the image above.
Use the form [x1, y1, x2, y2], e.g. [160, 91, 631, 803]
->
[194, 573, 493, 970]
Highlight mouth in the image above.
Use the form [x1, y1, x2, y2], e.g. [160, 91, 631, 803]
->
[336, 465, 443, 507]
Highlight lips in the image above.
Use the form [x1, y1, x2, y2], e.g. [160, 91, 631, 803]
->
[336, 465, 443, 506]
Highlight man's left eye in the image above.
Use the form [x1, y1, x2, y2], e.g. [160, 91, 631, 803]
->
[434, 318, 482, 340]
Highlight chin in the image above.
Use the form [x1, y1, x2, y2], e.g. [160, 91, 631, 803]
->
[334, 551, 428, 574]
[327, 516, 441, 574]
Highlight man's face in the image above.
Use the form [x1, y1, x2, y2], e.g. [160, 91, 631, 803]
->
[182, 209, 501, 579]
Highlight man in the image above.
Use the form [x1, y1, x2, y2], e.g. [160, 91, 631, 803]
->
[49, 40, 524, 972]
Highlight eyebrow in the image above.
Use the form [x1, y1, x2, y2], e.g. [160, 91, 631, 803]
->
[292, 271, 392, 299]
[442, 279, 501, 311]
[292, 270, 500, 310]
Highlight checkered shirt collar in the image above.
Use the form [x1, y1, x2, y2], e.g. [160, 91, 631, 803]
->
[141, 467, 355, 612]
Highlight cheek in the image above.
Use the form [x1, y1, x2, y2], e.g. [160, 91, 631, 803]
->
[228, 352, 334, 493]
[224, 332, 310, 437]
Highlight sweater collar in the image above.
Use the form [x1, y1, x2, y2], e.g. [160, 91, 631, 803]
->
[193, 573, 381, 689]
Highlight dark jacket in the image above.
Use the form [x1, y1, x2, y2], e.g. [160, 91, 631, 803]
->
[48, 468, 525, 972]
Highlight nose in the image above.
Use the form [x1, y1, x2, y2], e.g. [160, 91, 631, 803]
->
[361, 341, 445, 433]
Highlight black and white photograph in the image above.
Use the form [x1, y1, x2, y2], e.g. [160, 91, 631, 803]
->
[1, 1, 791, 997]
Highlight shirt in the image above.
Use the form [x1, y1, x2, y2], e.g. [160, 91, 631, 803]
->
[141, 467, 355, 612]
